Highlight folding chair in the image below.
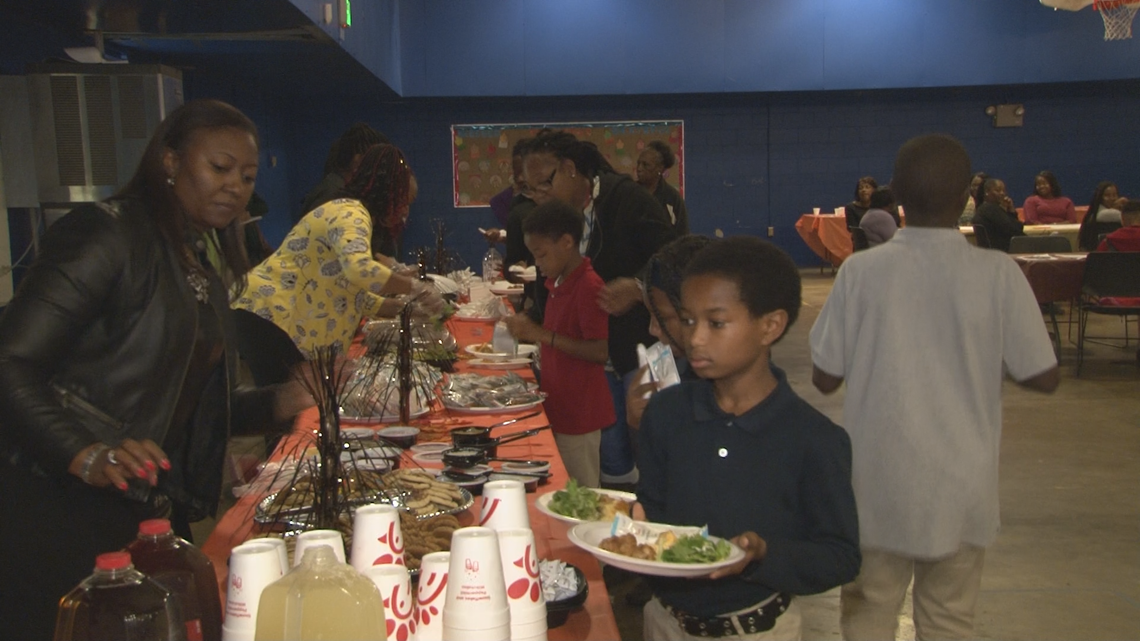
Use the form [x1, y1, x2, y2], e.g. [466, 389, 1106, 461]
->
[850, 228, 870, 252]
[972, 224, 992, 249]
[1076, 252, 1140, 375]
[1009, 235, 1072, 254]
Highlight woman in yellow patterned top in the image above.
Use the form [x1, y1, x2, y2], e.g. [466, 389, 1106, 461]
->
[234, 144, 441, 356]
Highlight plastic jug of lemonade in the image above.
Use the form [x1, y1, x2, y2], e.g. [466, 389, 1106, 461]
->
[127, 519, 223, 641]
[54, 551, 187, 641]
[253, 544, 386, 641]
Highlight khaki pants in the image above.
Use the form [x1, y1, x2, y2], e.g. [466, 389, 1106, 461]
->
[643, 597, 802, 641]
[840, 546, 985, 641]
[553, 430, 601, 488]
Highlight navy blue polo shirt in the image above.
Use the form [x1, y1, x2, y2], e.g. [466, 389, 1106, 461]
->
[637, 366, 861, 617]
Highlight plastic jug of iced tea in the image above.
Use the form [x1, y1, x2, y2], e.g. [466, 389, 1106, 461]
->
[253, 544, 386, 641]
[127, 519, 223, 641]
[54, 551, 187, 641]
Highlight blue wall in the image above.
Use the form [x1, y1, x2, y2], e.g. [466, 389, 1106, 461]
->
[194, 79, 1140, 268]
[298, 0, 1140, 97]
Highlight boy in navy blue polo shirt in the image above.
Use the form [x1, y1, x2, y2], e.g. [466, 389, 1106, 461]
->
[505, 201, 613, 487]
[637, 237, 860, 640]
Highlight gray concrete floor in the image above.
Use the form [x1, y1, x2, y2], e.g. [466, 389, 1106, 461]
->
[608, 271, 1140, 640]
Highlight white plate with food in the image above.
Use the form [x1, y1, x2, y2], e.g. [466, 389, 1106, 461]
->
[468, 357, 534, 370]
[568, 521, 745, 578]
[464, 343, 538, 361]
[489, 281, 526, 296]
[536, 483, 637, 525]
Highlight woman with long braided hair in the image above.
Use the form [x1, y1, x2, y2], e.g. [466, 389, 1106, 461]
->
[234, 143, 443, 357]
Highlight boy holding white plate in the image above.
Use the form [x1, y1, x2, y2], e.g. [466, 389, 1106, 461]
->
[636, 237, 860, 640]
[505, 201, 613, 487]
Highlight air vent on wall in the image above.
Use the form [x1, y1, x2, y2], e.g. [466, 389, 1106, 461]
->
[84, 75, 118, 186]
[49, 76, 85, 187]
[118, 76, 148, 139]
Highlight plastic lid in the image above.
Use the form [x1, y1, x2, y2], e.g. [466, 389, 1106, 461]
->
[95, 551, 132, 571]
[138, 519, 173, 536]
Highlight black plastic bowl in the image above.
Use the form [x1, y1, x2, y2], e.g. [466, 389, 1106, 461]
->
[545, 564, 589, 628]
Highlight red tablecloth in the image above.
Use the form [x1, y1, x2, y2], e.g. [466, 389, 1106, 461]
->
[201, 317, 621, 640]
[1010, 252, 1088, 304]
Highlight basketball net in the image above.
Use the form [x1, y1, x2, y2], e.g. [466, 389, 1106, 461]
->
[1094, 0, 1140, 40]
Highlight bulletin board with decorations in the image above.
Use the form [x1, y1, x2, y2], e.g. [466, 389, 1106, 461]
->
[451, 120, 684, 207]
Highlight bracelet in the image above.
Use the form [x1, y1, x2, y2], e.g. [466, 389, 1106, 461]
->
[80, 444, 111, 485]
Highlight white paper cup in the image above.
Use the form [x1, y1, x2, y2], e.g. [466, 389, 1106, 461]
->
[497, 528, 547, 630]
[479, 479, 529, 531]
[246, 537, 288, 577]
[442, 621, 510, 641]
[292, 529, 346, 567]
[351, 503, 406, 572]
[835, 206, 846, 217]
[813, 207, 821, 215]
[365, 564, 417, 641]
[443, 527, 510, 633]
[223, 542, 285, 633]
[416, 552, 450, 641]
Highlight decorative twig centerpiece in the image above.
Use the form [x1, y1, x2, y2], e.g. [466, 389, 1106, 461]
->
[298, 345, 348, 530]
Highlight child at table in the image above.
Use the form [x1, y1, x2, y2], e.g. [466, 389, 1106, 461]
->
[810, 134, 1058, 641]
[636, 237, 860, 640]
[504, 201, 613, 487]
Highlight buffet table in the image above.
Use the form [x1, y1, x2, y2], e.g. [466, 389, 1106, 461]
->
[202, 318, 621, 640]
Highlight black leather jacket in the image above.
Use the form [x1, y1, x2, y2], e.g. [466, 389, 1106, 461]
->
[0, 198, 279, 512]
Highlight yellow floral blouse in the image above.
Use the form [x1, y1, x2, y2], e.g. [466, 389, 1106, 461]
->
[233, 199, 392, 355]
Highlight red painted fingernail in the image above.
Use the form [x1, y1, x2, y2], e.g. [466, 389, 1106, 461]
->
[136, 468, 147, 477]
[117, 482, 128, 491]
[145, 460, 156, 471]
[160, 460, 171, 470]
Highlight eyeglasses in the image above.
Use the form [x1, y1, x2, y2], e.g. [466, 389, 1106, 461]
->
[521, 167, 558, 198]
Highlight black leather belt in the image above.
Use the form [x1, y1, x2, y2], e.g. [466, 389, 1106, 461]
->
[666, 593, 791, 638]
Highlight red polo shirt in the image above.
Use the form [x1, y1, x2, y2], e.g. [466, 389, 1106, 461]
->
[540, 257, 615, 435]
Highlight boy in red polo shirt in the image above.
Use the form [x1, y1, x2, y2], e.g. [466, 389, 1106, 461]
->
[505, 200, 614, 487]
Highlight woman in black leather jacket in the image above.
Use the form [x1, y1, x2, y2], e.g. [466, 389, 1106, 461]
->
[0, 99, 311, 640]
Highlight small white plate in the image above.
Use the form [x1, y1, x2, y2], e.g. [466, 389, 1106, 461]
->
[464, 343, 538, 361]
[568, 521, 745, 578]
[535, 488, 637, 525]
[410, 442, 451, 454]
[468, 357, 533, 370]
[490, 281, 526, 296]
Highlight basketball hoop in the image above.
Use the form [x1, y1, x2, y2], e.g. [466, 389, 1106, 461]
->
[1094, 0, 1140, 40]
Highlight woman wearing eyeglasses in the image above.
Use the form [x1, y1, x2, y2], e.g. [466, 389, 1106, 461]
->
[521, 128, 677, 487]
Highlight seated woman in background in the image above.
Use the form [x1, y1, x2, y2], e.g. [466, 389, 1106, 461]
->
[234, 143, 444, 357]
[959, 171, 988, 226]
[1078, 181, 1126, 251]
[1023, 170, 1077, 224]
[859, 186, 899, 247]
[635, 140, 689, 233]
[845, 176, 877, 228]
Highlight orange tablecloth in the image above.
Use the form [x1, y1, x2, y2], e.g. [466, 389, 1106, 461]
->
[1011, 252, 1088, 304]
[202, 317, 621, 640]
[795, 214, 851, 266]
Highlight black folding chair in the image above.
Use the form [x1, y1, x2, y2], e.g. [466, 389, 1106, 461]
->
[1009, 235, 1072, 254]
[1076, 252, 1140, 375]
[972, 224, 992, 249]
[850, 228, 870, 252]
